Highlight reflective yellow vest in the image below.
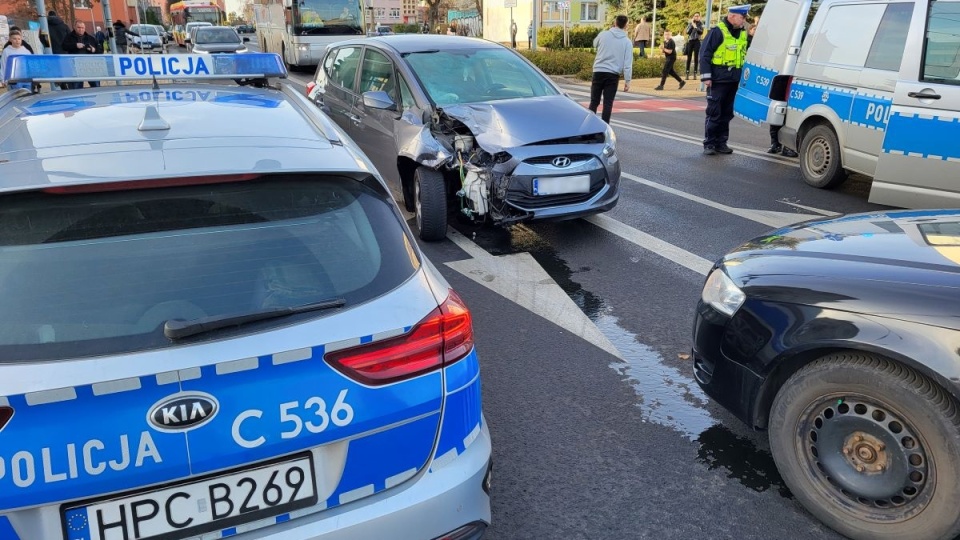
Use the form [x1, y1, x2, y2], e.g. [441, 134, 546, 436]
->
[711, 21, 747, 68]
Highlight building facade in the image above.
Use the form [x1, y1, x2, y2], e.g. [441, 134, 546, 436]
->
[483, 0, 607, 45]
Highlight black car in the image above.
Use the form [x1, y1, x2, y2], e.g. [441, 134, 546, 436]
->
[693, 210, 960, 540]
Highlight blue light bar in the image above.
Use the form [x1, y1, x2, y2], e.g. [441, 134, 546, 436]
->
[7, 54, 287, 83]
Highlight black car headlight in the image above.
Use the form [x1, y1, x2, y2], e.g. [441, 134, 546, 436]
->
[701, 269, 745, 317]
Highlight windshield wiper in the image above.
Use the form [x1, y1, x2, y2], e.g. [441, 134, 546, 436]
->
[164, 298, 346, 340]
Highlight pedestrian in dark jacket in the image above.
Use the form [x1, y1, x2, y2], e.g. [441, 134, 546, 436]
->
[700, 4, 750, 155]
[113, 20, 128, 52]
[46, 10, 71, 54]
[62, 21, 103, 89]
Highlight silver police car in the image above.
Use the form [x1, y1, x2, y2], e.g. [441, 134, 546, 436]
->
[0, 53, 491, 540]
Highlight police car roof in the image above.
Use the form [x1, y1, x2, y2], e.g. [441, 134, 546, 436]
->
[0, 84, 365, 194]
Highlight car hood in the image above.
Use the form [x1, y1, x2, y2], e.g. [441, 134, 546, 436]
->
[438, 94, 605, 153]
[721, 209, 960, 328]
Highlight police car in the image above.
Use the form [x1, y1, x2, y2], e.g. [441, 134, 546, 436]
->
[0, 53, 492, 540]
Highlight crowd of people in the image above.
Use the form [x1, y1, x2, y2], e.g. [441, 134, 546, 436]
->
[0, 11, 137, 90]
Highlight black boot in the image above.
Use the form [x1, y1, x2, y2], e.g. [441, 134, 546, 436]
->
[767, 143, 782, 154]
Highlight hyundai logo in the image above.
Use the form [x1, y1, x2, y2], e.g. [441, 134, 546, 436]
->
[147, 392, 218, 432]
[552, 156, 572, 168]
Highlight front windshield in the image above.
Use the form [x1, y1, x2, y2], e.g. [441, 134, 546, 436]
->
[404, 48, 559, 105]
[196, 28, 240, 43]
[294, 0, 364, 36]
[132, 25, 159, 35]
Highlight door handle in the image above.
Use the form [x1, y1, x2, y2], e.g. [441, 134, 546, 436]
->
[348, 114, 361, 123]
[907, 90, 941, 100]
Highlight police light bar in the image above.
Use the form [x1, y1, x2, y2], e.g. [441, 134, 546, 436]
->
[7, 54, 287, 83]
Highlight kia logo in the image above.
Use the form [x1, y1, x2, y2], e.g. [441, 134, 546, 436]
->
[552, 156, 572, 168]
[147, 392, 218, 432]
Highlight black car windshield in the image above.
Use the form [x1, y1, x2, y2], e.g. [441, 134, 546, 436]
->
[294, 0, 364, 35]
[195, 27, 241, 44]
[0, 175, 420, 362]
[404, 47, 559, 105]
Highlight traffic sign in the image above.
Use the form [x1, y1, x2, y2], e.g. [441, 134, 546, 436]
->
[504, 0, 517, 6]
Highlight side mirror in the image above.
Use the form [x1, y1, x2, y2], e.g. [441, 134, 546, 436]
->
[362, 90, 397, 111]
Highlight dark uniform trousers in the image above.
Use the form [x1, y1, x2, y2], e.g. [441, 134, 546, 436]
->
[704, 81, 737, 148]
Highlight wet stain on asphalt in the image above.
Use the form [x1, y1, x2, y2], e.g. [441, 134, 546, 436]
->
[451, 221, 790, 495]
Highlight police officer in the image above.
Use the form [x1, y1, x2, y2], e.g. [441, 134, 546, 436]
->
[700, 4, 750, 155]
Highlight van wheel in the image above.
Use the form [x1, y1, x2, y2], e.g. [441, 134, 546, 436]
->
[799, 125, 847, 189]
[769, 353, 960, 540]
[414, 167, 447, 242]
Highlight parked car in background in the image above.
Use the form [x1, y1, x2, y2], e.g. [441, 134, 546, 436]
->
[184, 21, 213, 46]
[375, 26, 394, 35]
[306, 35, 620, 241]
[237, 24, 256, 34]
[192, 26, 250, 54]
[693, 209, 960, 540]
[126, 24, 164, 53]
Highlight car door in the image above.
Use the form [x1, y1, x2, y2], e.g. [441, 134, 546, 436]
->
[318, 45, 363, 139]
[735, 0, 815, 126]
[872, 0, 960, 208]
[351, 46, 405, 194]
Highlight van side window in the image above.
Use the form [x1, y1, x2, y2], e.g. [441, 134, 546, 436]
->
[864, 3, 913, 71]
[809, 4, 886, 67]
[922, 2, 960, 83]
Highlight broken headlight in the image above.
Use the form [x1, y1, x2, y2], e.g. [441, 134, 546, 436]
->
[603, 125, 617, 157]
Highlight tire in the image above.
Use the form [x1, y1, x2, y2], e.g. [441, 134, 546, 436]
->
[414, 167, 447, 242]
[799, 124, 847, 189]
[769, 353, 960, 540]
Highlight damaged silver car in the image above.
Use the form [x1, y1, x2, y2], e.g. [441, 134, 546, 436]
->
[306, 35, 621, 241]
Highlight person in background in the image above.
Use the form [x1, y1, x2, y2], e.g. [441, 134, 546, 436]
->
[510, 19, 518, 48]
[95, 26, 106, 50]
[633, 15, 651, 58]
[589, 14, 632, 124]
[62, 21, 102, 89]
[46, 10, 70, 54]
[684, 13, 704, 79]
[528, 21, 533, 48]
[113, 20, 128, 53]
[700, 4, 750, 155]
[0, 29, 33, 92]
[3, 26, 34, 53]
[655, 30, 685, 91]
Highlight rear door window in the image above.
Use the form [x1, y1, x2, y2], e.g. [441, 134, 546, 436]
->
[864, 3, 913, 71]
[923, 1, 960, 83]
[327, 46, 362, 93]
[0, 175, 420, 361]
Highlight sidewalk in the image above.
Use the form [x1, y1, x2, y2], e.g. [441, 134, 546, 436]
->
[551, 74, 707, 99]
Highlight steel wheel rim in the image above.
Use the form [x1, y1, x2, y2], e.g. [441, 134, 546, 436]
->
[806, 136, 832, 178]
[796, 393, 933, 521]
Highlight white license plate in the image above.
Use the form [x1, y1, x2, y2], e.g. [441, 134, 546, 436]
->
[63, 455, 317, 540]
[533, 175, 591, 196]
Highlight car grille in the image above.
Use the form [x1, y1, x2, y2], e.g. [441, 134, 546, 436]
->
[523, 154, 594, 166]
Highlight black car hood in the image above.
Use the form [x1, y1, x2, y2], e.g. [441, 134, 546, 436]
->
[438, 95, 605, 153]
[722, 210, 960, 329]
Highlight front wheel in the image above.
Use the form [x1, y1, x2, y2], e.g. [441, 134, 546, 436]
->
[414, 167, 447, 242]
[799, 124, 847, 189]
[769, 353, 960, 540]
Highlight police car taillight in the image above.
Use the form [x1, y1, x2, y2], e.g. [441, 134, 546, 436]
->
[324, 290, 475, 386]
[0, 406, 13, 433]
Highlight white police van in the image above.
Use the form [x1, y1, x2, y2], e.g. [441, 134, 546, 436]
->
[0, 53, 491, 540]
[736, 0, 960, 208]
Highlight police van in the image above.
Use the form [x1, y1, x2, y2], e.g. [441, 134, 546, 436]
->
[735, 0, 960, 208]
[0, 53, 491, 540]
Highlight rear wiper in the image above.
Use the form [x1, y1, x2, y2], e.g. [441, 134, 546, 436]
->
[164, 298, 346, 340]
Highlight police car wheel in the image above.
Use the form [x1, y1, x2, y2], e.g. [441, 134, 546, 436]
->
[799, 124, 847, 189]
[769, 353, 960, 540]
[414, 167, 447, 242]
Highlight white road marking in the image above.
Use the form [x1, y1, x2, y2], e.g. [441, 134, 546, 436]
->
[584, 215, 713, 276]
[777, 200, 841, 217]
[621, 172, 822, 228]
[445, 229, 623, 359]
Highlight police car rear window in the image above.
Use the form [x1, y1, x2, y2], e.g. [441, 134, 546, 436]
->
[0, 175, 420, 362]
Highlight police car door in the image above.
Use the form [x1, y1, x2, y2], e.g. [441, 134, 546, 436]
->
[734, 0, 814, 126]
[872, 0, 960, 208]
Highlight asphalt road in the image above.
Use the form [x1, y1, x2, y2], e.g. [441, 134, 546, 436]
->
[280, 61, 883, 538]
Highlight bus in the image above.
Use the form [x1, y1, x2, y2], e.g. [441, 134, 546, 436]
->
[171, 0, 225, 47]
[253, 0, 364, 68]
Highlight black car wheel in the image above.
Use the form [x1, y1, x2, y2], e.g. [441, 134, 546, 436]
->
[769, 353, 960, 540]
[414, 167, 447, 242]
[799, 124, 847, 189]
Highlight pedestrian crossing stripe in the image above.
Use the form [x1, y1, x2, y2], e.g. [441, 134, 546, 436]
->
[578, 99, 704, 113]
